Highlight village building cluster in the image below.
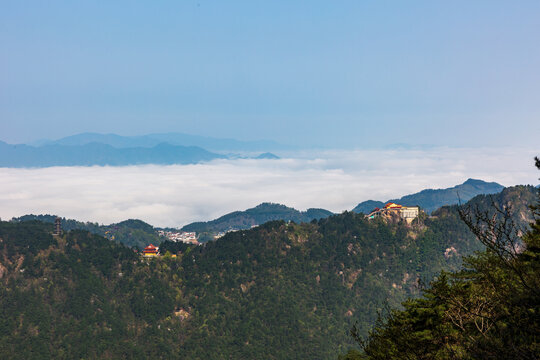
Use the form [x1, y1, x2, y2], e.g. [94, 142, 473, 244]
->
[158, 230, 198, 244]
[367, 202, 420, 224]
[213, 225, 258, 240]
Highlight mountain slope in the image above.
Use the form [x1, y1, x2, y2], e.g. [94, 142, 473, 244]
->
[11, 215, 161, 249]
[0, 210, 479, 359]
[353, 178, 504, 214]
[169, 186, 538, 359]
[343, 185, 540, 359]
[0, 222, 181, 359]
[181, 202, 334, 234]
[1, 186, 536, 359]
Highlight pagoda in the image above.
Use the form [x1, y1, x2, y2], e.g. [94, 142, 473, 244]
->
[143, 244, 159, 257]
[54, 217, 63, 236]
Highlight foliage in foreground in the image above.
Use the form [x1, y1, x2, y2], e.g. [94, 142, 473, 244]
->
[342, 161, 540, 359]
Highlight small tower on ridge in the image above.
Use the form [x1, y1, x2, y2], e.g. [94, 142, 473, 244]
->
[54, 217, 63, 236]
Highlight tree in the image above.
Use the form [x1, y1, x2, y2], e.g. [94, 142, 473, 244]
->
[346, 157, 540, 359]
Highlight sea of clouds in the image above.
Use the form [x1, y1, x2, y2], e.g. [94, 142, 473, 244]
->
[0, 147, 537, 228]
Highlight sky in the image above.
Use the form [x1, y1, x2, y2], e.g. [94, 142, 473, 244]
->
[1, 2, 538, 226]
[0, 147, 537, 227]
[1, 1, 539, 147]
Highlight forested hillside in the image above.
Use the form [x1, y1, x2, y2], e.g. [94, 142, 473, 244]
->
[11, 215, 161, 249]
[341, 182, 540, 358]
[0, 221, 182, 359]
[174, 212, 481, 359]
[0, 185, 536, 359]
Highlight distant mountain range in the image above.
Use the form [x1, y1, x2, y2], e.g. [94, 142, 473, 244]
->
[181, 203, 334, 234]
[0, 141, 227, 167]
[353, 178, 504, 214]
[0, 133, 283, 167]
[31, 132, 288, 152]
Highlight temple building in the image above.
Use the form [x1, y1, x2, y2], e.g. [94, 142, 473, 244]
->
[143, 244, 159, 257]
[367, 202, 419, 224]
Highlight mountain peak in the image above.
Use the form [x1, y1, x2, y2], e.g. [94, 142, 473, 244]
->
[256, 152, 280, 159]
[255, 202, 289, 209]
[181, 203, 333, 235]
[353, 179, 505, 214]
[463, 178, 488, 186]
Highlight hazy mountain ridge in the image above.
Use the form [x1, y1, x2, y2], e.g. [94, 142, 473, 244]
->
[353, 178, 504, 214]
[0, 131, 287, 167]
[255, 152, 280, 159]
[0, 140, 226, 167]
[31, 132, 287, 152]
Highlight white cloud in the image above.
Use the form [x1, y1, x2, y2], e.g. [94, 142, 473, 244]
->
[0, 147, 537, 227]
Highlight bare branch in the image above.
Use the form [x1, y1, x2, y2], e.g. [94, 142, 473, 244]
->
[458, 195, 539, 296]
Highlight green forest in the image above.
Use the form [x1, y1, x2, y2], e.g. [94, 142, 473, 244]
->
[0, 184, 537, 359]
[10, 215, 162, 249]
[341, 162, 540, 359]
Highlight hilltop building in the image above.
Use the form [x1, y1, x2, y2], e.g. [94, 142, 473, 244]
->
[143, 244, 159, 257]
[367, 203, 419, 224]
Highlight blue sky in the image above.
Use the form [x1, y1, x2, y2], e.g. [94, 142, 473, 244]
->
[1, 1, 539, 147]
